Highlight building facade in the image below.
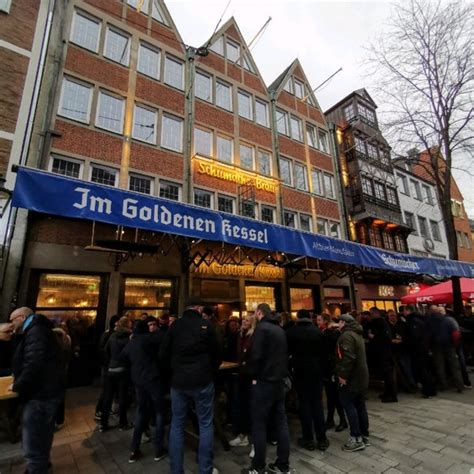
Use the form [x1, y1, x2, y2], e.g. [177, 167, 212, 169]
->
[325, 89, 411, 311]
[0, 0, 351, 354]
[394, 165, 449, 259]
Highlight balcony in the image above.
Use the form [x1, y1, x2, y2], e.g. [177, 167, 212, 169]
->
[345, 149, 393, 173]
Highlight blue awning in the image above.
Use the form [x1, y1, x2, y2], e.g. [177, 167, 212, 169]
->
[11, 167, 474, 278]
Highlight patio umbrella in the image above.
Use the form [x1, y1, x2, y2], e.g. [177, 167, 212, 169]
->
[401, 278, 474, 305]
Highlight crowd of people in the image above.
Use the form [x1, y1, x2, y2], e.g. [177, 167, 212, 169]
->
[0, 300, 473, 474]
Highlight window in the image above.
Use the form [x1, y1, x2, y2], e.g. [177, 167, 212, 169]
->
[210, 36, 224, 55]
[226, 39, 240, 62]
[374, 181, 386, 201]
[344, 103, 356, 121]
[127, 0, 149, 11]
[255, 100, 269, 127]
[276, 109, 288, 135]
[242, 54, 256, 73]
[294, 163, 308, 191]
[318, 129, 329, 153]
[280, 157, 292, 185]
[329, 222, 340, 238]
[58, 78, 92, 123]
[306, 125, 317, 148]
[410, 180, 422, 200]
[50, 157, 82, 178]
[366, 143, 378, 160]
[195, 70, 212, 102]
[241, 202, 255, 219]
[194, 128, 212, 156]
[290, 116, 303, 141]
[261, 206, 274, 223]
[405, 212, 416, 234]
[91, 165, 117, 186]
[258, 151, 271, 176]
[240, 144, 254, 170]
[238, 91, 253, 120]
[422, 185, 433, 205]
[451, 200, 464, 217]
[71, 11, 101, 52]
[359, 104, 376, 125]
[354, 136, 366, 154]
[137, 43, 160, 80]
[132, 104, 157, 144]
[218, 195, 234, 214]
[369, 227, 382, 247]
[430, 220, 441, 241]
[323, 174, 335, 199]
[161, 114, 183, 152]
[152, 0, 169, 25]
[457, 231, 464, 247]
[382, 232, 394, 250]
[96, 91, 125, 133]
[294, 80, 304, 99]
[194, 189, 212, 208]
[284, 210, 296, 228]
[299, 214, 312, 232]
[129, 174, 152, 194]
[283, 79, 293, 94]
[312, 169, 323, 195]
[361, 176, 373, 195]
[104, 27, 130, 66]
[159, 180, 180, 201]
[386, 186, 398, 205]
[464, 233, 472, 249]
[395, 235, 406, 253]
[217, 136, 233, 163]
[418, 216, 429, 238]
[216, 81, 232, 111]
[317, 218, 327, 235]
[164, 56, 184, 90]
[397, 174, 409, 195]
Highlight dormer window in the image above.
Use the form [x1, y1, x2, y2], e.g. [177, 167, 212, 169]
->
[294, 80, 304, 99]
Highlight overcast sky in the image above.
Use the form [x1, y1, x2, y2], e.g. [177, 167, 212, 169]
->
[167, 0, 474, 217]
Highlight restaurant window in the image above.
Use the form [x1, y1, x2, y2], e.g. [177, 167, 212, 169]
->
[241, 201, 256, 219]
[369, 227, 382, 247]
[299, 214, 312, 232]
[91, 165, 117, 186]
[361, 300, 399, 313]
[382, 232, 395, 250]
[290, 287, 313, 311]
[35, 273, 102, 328]
[123, 277, 173, 319]
[245, 285, 276, 312]
[261, 206, 274, 223]
[394, 235, 406, 252]
[159, 180, 180, 201]
[50, 156, 83, 179]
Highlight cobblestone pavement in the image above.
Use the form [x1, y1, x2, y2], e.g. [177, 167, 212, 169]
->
[1, 385, 474, 474]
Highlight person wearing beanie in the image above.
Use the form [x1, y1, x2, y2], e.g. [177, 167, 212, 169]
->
[336, 314, 370, 452]
[286, 309, 329, 452]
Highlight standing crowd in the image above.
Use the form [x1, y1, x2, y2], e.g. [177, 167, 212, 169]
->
[0, 300, 472, 474]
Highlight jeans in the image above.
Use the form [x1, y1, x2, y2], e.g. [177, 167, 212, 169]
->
[23, 398, 61, 474]
[251, 380, 290, 472]
[324, 379, 346, 424]
[294, 375, 326, 442]
[131, 382, 165, 453]
[101, 371, 129, 427]
[170, 382, 215, 474]
[338, 388, 369, 439]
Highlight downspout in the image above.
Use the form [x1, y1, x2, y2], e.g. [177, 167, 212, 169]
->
[269, 90, 284, 224]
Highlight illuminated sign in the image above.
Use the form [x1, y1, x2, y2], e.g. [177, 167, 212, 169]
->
[378, 285, 395, 297]
[194, 156, 277, 194]
[193, 262, 284, 279]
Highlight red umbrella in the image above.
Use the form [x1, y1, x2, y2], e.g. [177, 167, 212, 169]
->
[401, 278, 474, 304]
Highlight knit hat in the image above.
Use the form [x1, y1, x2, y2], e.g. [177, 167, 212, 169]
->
[339, 313, 355, 323]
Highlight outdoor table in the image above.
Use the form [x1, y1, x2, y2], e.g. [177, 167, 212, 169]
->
[0, 376, 20, 443]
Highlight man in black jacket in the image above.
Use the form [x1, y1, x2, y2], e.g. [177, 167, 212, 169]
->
[243, 303, 290, 474]
[159, 296, 221, 474]
[287, 309, 329, 452]
[9, 307, 64, 474]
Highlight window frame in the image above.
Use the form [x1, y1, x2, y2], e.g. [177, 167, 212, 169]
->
[318, 129, 329, 154]
[70, 9, 101, 53]
[104, 25, 131, 66]
[161, 113, 184, 153]
[294, 162, 308, 191]
[258, 150, 272, 176]
[193, 127, 213, 157]
[255, 99, 269, 127]
[49, 155, 84, 179]
[215, 80, 233, 112]
[137, 42, 161, 80]
[323, 173, 335, 199]
[164, 55, 184, 90]
[260, 205, 275, 223]
[217, 194, 235, 214]
[279, 157, 293, 186]
[299, 213, 312, 232]
[195, 69, 213, 103]
[276, 109, 288, 135]
[430, 220, 442, 242]
[225, 38, 240, 63]
[290, 115, 303, 142]
[132, 103, 157, 144]
[238, 90, 253, 121]
[129, 173, 154, 195]
[239, 143, 254, 170]
[194, 188, 214, 209]
[283, 210, 297, 228]
[159, 179, 181, 201]
[90, 164, 118, 187]
[216, 135, 233, 163]
[95, 90, 125, 134]
[58, 76, 93, 124]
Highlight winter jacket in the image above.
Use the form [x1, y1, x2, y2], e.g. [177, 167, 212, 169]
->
[405, 311, 429, 354]
[321, 327, 340, 379]
[120, 331, 164, 386]
[335, 320, 369, 394]
[286, 319, 324, 379]
[427, 313, 459, 349]
[12, 314, 64, 401]
[249, 314, 288, 383]
[105, 329, 131, 371]
[159, 309, 222, 390]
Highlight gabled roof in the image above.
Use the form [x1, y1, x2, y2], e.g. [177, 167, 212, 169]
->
[325, 88, 378, 115]
[268, 62, 294, 92]
[154, 0, 186, 52]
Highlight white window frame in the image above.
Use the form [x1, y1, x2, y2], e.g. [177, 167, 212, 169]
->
[210, 36, 224, 56]
[239, 144, 254, 170]
[152, 0, 169, 25]
[255, 99, 269, 127]
[294, 162, 308, 191]
[161, 114, 183, 153]
[195, 70, 213, 103]
[226, 39, 240, 63]
[317, 218, 328, 235]
[95, 91, 125, 134]
[90, 164, 118, 187]
[132, 104, 157, 144]
[329, 221, 341, 238]
[280, 157, 293, 186]
[137, 42, 161, 80]
[164, 56, 184, 90]
[70, 10, 101, 53]
[276, 109, 288, 135]
[159, 179, 182, 201]
[283, 210, 297, 228]
[215, 80, 233, 112]
[294, 80, 305, 99]
[58, 77, 93, 124]
[194, 188, 214, 209]
[129, 173, 154, 195]
[216, 135, 233, 163]
[323, 173, 335, 199]
[193, 127, 213, 157]
[306, 124, 318, 148]
[397, 173, 409, 195]
[290, 116, 303, 142]
[49, 155, 84, 179]
[318, 129, 329, 153]
[311, 169, 324, 195]
[217, 194, 235, 214]
[104, 26, 131, 66]
[238, 90, 253, 120]
[299, 213, 312, 232]
[258, 150, 272, 176]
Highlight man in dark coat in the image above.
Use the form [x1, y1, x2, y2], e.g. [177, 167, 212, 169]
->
[335, 314, 369, 452]
[120, 320, 167, 463]
[287, 309, 329, 452]
[243, 303, 291, 474]
[9, 307, 64, 474]
[159, 296, 221, 474]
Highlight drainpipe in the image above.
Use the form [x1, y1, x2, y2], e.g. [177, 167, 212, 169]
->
[269, 91, 284, 224]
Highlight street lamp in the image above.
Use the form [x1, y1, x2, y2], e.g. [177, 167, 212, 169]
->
[0, 176, 12, 218]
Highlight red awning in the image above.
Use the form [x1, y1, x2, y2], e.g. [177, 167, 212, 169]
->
[401, 278, 474, 304]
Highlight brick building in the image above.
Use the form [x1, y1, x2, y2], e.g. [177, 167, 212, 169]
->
[0, 0, 351, 372]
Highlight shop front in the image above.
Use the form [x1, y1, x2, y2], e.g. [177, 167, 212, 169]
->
[356, 283, 409, 312]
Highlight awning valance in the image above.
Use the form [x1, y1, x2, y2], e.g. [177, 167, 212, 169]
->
[11, 167, 474, 278]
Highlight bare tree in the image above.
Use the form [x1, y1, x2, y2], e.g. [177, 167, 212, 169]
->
[366, 0, 474, 315]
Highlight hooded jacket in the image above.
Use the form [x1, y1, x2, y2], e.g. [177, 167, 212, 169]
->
[335, 320, 369, 394]
[105, 328, 131, 371]
[249, 314, 288, 383]
[12, 314, 64, 401]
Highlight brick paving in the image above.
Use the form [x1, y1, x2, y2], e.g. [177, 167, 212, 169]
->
[1, 385, 474, 474]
